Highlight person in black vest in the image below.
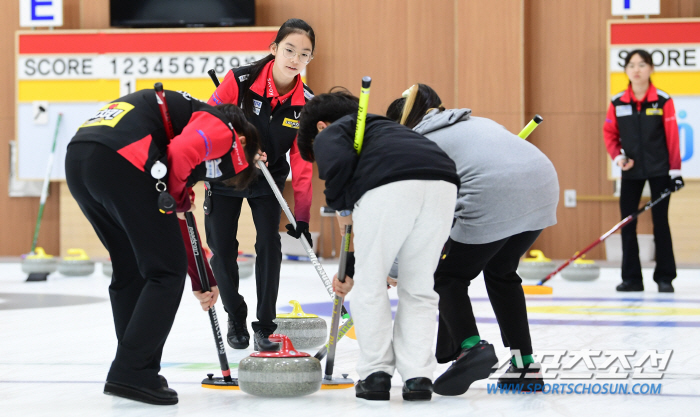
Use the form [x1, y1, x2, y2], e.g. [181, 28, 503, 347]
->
[205, 19, 315, 351]
[65, 89, 259, 405]
[604, 49, 684, 293]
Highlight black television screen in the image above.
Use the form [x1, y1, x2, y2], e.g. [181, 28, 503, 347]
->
[110, 0, 255, 28]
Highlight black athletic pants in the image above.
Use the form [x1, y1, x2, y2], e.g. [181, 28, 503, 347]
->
[619, 176, 676, 284]
[205, 187, 283, 333]
[434, 230, 542, 363]
[65, 142, 187, 390]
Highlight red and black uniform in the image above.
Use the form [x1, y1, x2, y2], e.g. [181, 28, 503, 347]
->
[206, 61, 313, 333]
[603, 83, 681, 284]
[66, 89, 246, 390]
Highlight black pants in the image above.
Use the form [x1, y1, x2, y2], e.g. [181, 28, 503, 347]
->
[65, 143, 187, 390]
[434, 230, 542, 363]
[205, 187, 283, 333]
[620, 176, 675, 284]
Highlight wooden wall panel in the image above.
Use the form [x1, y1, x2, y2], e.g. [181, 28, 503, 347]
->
[406, 0, 457, 108]
[80, 0, 109, 29]
[457, 0, 523, 131]
[0, 1, 62, 256]
[527, 0, 607, 114]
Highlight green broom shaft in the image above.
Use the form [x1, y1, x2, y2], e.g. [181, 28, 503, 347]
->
[30, 113, 62, 254]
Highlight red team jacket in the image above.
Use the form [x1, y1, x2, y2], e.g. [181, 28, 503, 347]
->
[208, 60, 313, 223]
[603, 83, 681, 180]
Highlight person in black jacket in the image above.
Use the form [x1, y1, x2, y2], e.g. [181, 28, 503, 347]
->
[604, 49, 684, 293]
[297, 90, 460, 402]
[205, 19, 315, 351]
[66, 89, 259, 405]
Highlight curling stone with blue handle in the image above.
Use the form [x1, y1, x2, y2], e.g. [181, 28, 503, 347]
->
[518, 250, 556, 281]
[238, 334, 322, 397]
[274, 301, 327, 349]
[561, 255, 600, 282]
[57, 248, 95, 276]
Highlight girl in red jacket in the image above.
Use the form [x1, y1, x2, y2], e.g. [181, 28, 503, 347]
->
[206, 19, 315, 351]
[66, 90, 259, 405]
[603, 49, 684, 293]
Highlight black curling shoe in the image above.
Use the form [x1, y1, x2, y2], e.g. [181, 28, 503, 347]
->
[227, 315, 250, 349]
[616, 281, 644, 292]
[253, 328, 280, 352]
[104, 381, 178, 405]
[433, 340, 498, 396]
[658, 282, 674, 293]
[402, 377, 433, 401]
[497, 362, 544, 392]
[355, 371, 392, 401]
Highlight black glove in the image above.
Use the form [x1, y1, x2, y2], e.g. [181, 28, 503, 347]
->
[670, 176, 685, 192]
[344, 251, 355, 279]
[285, 221, 312, 247]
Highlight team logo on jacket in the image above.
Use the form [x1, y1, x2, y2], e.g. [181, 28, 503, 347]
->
[282, 118, 299, 129]
[253, 99, 262, 115]
[646, 108, 663, 116]
[80, 102, 134, 128]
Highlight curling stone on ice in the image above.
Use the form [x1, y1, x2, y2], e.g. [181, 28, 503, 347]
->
[57, 248, 95, 276]
[518, 250, 556, 280]
[238, 334, 322, 397]
[102, 259, 112, 277]
[561, 255, 600, 282]
[22, 247, 58, 281]
[274, 300, 327, 349]
[237, 254, 254, 279]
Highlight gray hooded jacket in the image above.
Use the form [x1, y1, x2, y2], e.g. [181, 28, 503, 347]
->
[413, 108, 559, 244]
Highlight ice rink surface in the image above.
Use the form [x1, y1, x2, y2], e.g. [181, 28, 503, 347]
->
[1, 259, 698, 417]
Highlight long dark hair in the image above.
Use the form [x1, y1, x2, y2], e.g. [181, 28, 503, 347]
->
[215, 104, 260, 190]
[399, 84, 444, 129]
[241, 18, 316, 119]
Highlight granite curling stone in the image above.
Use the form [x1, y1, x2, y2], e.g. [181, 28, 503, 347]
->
[57, 248, 95, 276]
[274, 300, 327, 349]
[561, 255, 600, 282]
[238, 255, 254, 279]
[518, 250, 556, 280]
[237, 334, 322, 397]
[102, 259, 112, 277]
[22, 247, 58, 274]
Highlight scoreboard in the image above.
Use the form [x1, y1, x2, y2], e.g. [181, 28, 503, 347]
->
[16, 28, 279, 180]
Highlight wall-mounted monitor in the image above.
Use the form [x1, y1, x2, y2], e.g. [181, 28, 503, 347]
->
[110, 0, 255, 28]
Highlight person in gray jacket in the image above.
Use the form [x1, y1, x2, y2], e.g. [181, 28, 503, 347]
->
[389, 84, 559, 395]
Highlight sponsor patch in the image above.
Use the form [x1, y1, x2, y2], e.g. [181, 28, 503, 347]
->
[238, 74, 249, 82]
[205, 158, 223, 178]
[615, 104, 633, 117]
[304, 89, 314, 100]
[177, 90, 205, 103]
[646, 108, 663, 116]
[283, 118, 299, 129]
[80, 102, 134, 128]
[253, 99, 262, 115]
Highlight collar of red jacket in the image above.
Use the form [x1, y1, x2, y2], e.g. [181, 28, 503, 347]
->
[620, 82, 658, 104]
[249, 60, 305, 107]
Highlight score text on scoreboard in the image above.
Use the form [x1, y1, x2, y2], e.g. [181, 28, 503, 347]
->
[15, 28, 278, 180]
